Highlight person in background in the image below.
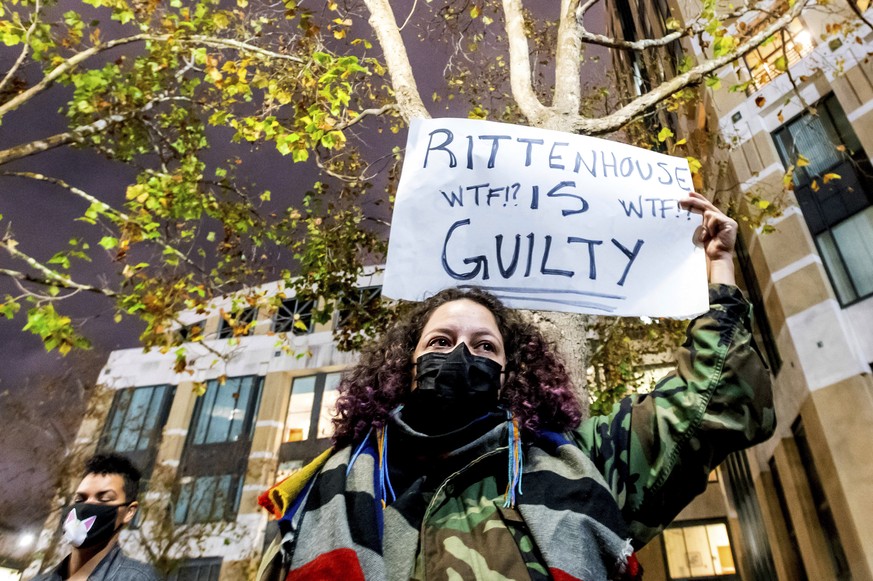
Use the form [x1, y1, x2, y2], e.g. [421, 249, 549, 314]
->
[32, 453, 160, 581]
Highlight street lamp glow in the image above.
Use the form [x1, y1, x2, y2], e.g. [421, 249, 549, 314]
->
[17, 532, 35, 549]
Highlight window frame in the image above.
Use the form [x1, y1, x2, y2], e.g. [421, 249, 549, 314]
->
[272, 297, 315, 335]
[771, 93, 873, 307]
[217, 306, 258, 339]
[335, 286, 382, 330]
[174, 375, 264, 524]
[660, 518, 741, 580]
[167, 557, 223, 581]
[98, 384, 175, 480]
[741, 17, 814, 91]
[277, 371, 343, 467]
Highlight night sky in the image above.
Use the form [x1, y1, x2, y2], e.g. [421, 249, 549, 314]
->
[0, 0, 607, 539]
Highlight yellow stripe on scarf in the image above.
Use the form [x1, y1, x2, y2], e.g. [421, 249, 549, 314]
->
[266, 447, 333, 517]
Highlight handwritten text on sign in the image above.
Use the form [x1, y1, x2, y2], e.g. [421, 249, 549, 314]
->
[383, 118, 708, 317]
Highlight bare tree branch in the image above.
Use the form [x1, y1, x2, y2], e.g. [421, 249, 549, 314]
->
[501, 0, 551, 126]
[362, 0, 431, 121]
[845, 0, 873, 31]
[0, 0, 41, 95]
[553, 0, 583, 114]
[569, 0, 812, 134]
[577, 0, 761, 51]
[1, 171, 202, 272]
[0, 34, 302, 120]
[333, 103, 400, 131]
[0, 243, 117, 297]
[0, 96, 191, 167]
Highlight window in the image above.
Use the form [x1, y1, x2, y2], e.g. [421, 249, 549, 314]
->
[742, 18, 814, 91]
[736, 234, 782, 373]
[217, 307, 257, 339]
[278, 371, 343, 472]
[773, 94, 873, 306]
[99, 385, 174, 480]
[336, 286, 382, 330]
[178, 320, 205, 342]
[792, 418, 851, 580]
[175, 376, 262, 524]
[721, 452, 778, 579]
[769, 458, 809, 581]
[662, 521, 738, 579]
[173, 474, 237, 525]
[168, 558, 222, 581]
[272, 297, 315, 335]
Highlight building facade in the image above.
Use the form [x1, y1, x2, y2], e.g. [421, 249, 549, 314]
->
[23, 6, 873, 579]
[606, 1, 873, 579]
[24, 272, 382, 580]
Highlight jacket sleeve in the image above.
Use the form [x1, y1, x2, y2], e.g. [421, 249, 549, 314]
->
[570, 284, 776, 547]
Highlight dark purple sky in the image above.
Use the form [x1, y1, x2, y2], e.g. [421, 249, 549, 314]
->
[0, 0, 608, 534]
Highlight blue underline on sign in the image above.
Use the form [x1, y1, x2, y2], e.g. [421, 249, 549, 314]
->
[491, 295, 618, 313]
[458, 285, 626, 301]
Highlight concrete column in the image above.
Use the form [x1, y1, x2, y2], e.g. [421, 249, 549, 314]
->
[802, 378, 873, 581]
[772, 438, 840, 580]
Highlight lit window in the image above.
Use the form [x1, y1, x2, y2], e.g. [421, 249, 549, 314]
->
[283, 372, 342, 442]
[663, 521, 737, 579]
[272, 298, 315, 335]
[742, 18, 814, 91]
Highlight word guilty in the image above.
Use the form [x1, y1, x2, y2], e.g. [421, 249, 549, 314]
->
[441, 219, 644, 286]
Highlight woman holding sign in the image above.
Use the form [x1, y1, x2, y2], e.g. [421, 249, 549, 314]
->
[257, 192, 774, 581]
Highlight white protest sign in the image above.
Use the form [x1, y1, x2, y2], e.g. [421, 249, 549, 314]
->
[383, 118, 708, 317]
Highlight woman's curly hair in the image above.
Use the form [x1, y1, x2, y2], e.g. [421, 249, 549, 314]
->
[332, 287, 582, 447]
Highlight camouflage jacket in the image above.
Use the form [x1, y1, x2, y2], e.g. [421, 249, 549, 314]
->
[257, 284, 775, 581]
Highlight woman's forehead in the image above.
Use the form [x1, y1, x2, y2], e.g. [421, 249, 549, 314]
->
[422, 299, 501, 335]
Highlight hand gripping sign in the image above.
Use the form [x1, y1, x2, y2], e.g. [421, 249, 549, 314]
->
[383, 118, 708, 318]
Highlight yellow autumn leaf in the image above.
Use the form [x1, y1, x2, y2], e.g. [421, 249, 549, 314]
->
[796, 154, 810, 167]
[471, 5, 480, 18]
[811, 179, 819, 191]
[823, 172, 841, 183]
[858, 0, 870, 11]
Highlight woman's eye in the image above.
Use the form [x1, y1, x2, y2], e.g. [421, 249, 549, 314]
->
[478, 342, 494, 352]
[428, 337, 451, 348]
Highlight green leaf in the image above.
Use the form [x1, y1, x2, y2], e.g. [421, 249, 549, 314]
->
[774, 56, 788, 72]
[98, 236, 118, 250]
[657, 127, 674, 142]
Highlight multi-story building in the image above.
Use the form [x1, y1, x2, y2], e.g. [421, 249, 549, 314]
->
[24, 272, 383, 580]
[23, 6, 873, 579]
[607, 1, 873, 579]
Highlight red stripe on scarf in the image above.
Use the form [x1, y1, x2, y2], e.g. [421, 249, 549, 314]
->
[549, 569, 583, 581]
[286, 548, 365, 581]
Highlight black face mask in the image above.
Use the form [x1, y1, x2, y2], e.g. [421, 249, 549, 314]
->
[402, 343, 503, 434]
[62, 502, 129, 549]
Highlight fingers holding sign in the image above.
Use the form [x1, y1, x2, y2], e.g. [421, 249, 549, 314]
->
[679, 192, 737, 286]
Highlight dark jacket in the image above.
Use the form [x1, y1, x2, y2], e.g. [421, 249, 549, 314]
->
[30, 544, 160, 581]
